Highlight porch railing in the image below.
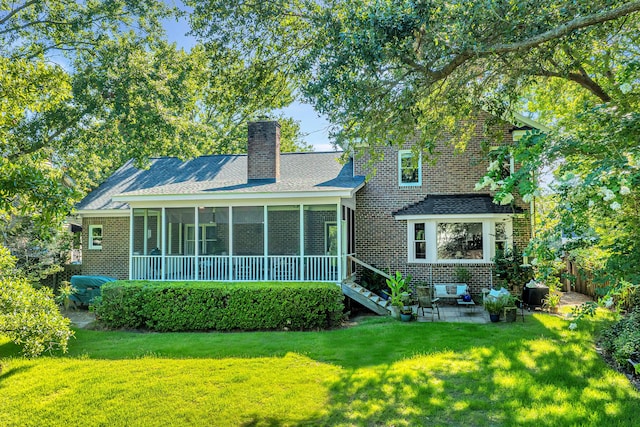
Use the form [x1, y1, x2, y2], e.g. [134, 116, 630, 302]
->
[131, 255, 340, 282]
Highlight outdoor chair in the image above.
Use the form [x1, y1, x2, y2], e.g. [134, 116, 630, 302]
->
[417, 286, 440, 321]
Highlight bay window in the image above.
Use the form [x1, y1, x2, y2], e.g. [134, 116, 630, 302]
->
[408, 218, 512, 263]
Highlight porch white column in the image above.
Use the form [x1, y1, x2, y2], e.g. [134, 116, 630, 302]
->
[161, 207, 166, 281]
[263, 205, 268, 281]
[129, 208, 134, 280]
[228, 206, 233, 281]
[336, 203, 342, 282]
[299, 204, 304, 280]
[194, 206, 199, 280]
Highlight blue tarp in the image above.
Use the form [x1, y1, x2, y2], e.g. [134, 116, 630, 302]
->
[69, 275, 116, 305]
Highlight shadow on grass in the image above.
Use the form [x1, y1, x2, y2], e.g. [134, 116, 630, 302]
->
[0, 364, 32, 385]
[310, 316, 639, 426]
[2, 314, 637, 426]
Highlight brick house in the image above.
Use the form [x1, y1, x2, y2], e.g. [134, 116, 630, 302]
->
[75, 115, 544, 303]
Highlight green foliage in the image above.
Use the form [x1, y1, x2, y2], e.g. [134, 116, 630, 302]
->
[492, 246, 534, 292]
[0, 1, 309, 263]
[0, 246, 73, 357]
[189, 0, 640, 153]
[599, 308, 640, 367]
[94, 281, 344, 331]
[384, 271, 411, 307]
[55, 281, 77, 311]
[483, 297, 506, 315]
[0, 277, 73, 357]
[359, 266, 389, 295]
[454, 266, 471, 284]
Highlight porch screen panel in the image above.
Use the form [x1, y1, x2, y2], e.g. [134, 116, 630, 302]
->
[198, 207, 229, 255]
[166, 208, 195, 255]
[132, 208, 161, 255]
[304, 205, 338, 255]
[232, 206, 264, 255]
[267, 206, 300, 255]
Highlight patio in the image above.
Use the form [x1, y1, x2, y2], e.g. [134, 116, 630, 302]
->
[413, 291, 592, 324]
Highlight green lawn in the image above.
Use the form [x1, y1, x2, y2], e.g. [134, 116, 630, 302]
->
[1, 314, 638, 426]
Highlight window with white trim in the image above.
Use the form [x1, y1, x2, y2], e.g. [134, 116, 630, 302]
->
[88, 225, 103, 250]
[489, 147, 514, 180]
[407, 218, 512, 263]
[413, 223, 427, 259]
[495, 221, 509, 252]
[437, 222, 483, 260]
[398, 150, 421, 186]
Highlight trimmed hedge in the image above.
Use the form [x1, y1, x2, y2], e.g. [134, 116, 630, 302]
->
[94, 281, 344, 332]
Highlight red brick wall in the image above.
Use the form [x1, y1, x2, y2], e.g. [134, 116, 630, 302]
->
[248, 121, 280, 181]
[353, 115, 532, 296]
[82, 217, 129, 279]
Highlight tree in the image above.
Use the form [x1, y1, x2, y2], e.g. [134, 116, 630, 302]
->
[190, 0, 640, 287]
[188, 0, 640, 149]
[1, 1, 310, 276]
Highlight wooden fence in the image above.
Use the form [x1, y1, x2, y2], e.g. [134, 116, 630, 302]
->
[564, 259, 602, 298]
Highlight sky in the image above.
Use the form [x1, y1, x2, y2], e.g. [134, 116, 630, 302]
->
[162, 8, 335, 151]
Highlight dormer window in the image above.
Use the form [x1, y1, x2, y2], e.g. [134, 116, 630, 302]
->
[398, 150, 421, 187]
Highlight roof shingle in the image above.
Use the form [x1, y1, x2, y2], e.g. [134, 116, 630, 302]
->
[393, 194, 523, 216]
[77, 152, 364, 211]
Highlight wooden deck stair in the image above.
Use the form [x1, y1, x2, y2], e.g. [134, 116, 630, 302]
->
[341, 280, 391, 316]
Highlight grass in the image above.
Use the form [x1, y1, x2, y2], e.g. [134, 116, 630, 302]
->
[1, 313, 639, 426]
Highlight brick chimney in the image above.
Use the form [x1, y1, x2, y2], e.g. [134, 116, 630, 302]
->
[247, 120, 280, 182]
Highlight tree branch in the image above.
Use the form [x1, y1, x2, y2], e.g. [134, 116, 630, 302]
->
[428, 1, 640, 82]
[536, 70, 612, 102]
[0, 0, 38, 25]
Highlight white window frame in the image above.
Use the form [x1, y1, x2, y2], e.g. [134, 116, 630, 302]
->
[185, 224, 218, 255]
[88, 224, 103, 250]
[489, 146, 515, 179]
[398, 150, 422, 187]
[406, 217, 513, 264]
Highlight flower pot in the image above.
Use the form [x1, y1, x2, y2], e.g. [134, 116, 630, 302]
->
[400, 313, 412, 322]
[504, 306, 517, 322]
[489, 313, 501, 323]
[389, 305, 400, 319]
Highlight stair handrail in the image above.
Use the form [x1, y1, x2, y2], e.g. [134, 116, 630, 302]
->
[347, 255, 392, 281]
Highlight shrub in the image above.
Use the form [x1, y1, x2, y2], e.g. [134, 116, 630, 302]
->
[599, 307, 640, 367]
[0, 277, 74, 357]
[94, 281, 344, 332]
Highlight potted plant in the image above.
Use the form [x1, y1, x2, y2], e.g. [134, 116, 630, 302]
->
[542, 291, 561, 314]
[400, 306, 413, 322]
[501, 293, 519, 322]
[484, 297, 506, 322]
[385, 271, 412, 319]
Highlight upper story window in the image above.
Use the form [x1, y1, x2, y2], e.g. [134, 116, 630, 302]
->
[489, 147, 514, 180]
[398, 150, 422, 187]
[88, 225, 103, 250]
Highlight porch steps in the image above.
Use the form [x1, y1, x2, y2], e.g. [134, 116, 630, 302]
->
[341, 280, 391, 316]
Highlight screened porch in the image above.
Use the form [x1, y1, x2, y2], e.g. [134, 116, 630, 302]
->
[129, 204, 352, 282]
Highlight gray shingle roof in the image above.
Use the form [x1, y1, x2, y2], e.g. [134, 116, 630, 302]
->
[77, 152, 364, 211]
[394, 194, 523, 216]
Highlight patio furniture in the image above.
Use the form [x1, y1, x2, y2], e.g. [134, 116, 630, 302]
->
[456, 298, 476, 315]
[434, 284, 469, 304]
[69, 275, 116, 306]
[417, 286, 440, 321]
